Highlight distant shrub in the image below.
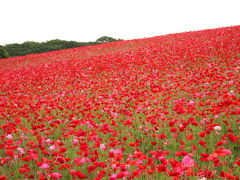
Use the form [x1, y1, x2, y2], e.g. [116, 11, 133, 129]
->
[0, 45, 9, 59]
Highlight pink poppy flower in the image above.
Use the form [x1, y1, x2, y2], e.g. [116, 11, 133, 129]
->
[182, 154, 194, 168]
[100, 143, 106, 150]
[215, 148, 232, 156]
[48, 172, 62, 179]
[6, 134, 13, 139]
[40, 163, 49, 169]
[188, 100, 195, 105]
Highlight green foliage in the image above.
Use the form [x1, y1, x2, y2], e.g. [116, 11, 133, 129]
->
[96, 36, 123, 43]
[0, 45, 9, 59]
[3, 36, 122, 58]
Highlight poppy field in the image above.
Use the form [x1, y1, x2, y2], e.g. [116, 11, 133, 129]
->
[0, 26, 239, 180]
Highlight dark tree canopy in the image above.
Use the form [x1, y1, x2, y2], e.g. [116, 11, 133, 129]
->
[0, 46, 9, 59]
[1, 36, 122, 58]
[96, 36, 122, 43]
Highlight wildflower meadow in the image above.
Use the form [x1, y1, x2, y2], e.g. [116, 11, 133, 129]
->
[0, 26, 239, 179]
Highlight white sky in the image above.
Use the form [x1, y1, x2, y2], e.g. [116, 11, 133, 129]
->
[0, 0, 239, 45]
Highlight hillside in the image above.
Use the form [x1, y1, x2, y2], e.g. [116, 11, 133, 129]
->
[0, 26, 239, 179]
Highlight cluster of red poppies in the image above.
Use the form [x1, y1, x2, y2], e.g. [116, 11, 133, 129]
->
[0, 26, 239, 179]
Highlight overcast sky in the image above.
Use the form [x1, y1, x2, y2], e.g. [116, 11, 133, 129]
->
[1, 0, 239, 45]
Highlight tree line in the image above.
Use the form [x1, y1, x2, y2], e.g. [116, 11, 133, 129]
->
[0, 36, 122, 59]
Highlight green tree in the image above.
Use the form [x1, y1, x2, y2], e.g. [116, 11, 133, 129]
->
[0, 45, 9, 59]
[96, 36, 120, 43]
[4, 36, 123, 58]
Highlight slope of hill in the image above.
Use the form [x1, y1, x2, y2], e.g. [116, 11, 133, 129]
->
[0, 26, 239, 179]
